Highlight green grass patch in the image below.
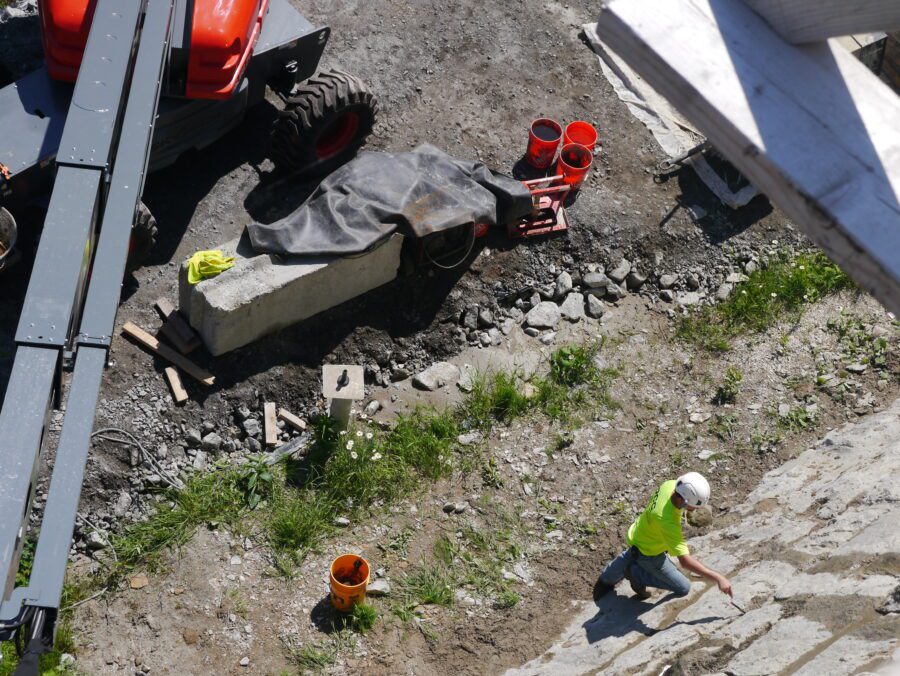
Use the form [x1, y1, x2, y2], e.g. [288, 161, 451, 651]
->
[112, 467, 246, 571]
[827, 313, 893, 372]
[284, 630, 355, 673]
[349, 603, 378, 634]
[713, 367, 743, 405]
[400, 566, 455, 607]
[678, 252, 853, 351]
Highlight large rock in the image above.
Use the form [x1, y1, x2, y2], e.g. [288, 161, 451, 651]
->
[554, 271, 573, 300]
[583, 272, 610, 290]
[525, 301, 561, 329]
[179, 233, 404, 356]
[607, 259, 631, 284]
[586, 294, 605, 318]
[412, 362, 460, 391]
[559, 293, 585, 322]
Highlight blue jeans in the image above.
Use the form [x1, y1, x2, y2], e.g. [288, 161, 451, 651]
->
[600, 546, 691, 597]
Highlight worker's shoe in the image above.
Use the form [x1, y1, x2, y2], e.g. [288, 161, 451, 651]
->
[593, 576, 614, 602]
[624, 565, 652, 600]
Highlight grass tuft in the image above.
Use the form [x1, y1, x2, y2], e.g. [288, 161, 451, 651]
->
[349, 603, 378, 634]
[678, 252, 853, 351]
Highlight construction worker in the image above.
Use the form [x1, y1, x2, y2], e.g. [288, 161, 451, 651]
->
[594, 472, 733, 601]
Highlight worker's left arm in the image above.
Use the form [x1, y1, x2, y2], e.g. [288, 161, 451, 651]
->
[677, 554, 733, 596]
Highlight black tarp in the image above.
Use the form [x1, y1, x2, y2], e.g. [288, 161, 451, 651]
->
[246, 144, 533, 256]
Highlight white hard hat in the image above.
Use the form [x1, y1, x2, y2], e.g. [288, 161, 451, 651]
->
[675, 472, 710, 507]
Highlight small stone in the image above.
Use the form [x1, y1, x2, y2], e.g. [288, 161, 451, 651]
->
[192, 450, 208, 470]
[525, 301, 561, 329]
[86, 532, 107, 551]
[716, 282, 733, 301]
[458, 431, 480, 445]
[744, 260, 758, 274]
[229, 555, 242, 565]
[625, 271, 647, 290]
[185, 429, 202, 448]
[201, 433, 223, 452]
[846, 363, 867, 374]
[367, 579, 392, 597]
[778, 403, 792, 417]
[461, 306, 479, 330]
[334, 517, 351, 527]
[605, 283, 626, 301]
[689, 412, 711, 423]
[477, 308, 495, 329]
[586, 294, 605, 318]
[246, 438, 261, 453]
[114, 491, 133, 518]
[442, 502, 456, 514]
[59, 654, 75, 667]
[412, 362, 460, 391]
[560, 292, 585, 322]
[677, 291, 701, 306]
[726, 272, 749, 284]
[543, 514, 557, 524]
[239, 657, 250, 667]
[391, 365, 410, 381]
[608, 259, 631, 284]
[242, 419, 260, 438]
[201, 421, 215, 434]
[453, 502, 468, 514]
[479, 331, 492, 347]
[130, 574, 149, 590]
[582, 272, 610, 290]
[658, 274, 677, 289]
[524, 327, 541, 337]
[236, 405, 252, 421]
[458, 364, 476, 393]
[685, 273, 701, 290]
[540, 332, 556, 345]
[364, 400, 383, 416]
[523, 483, 534, 496]
[697, 449, 715, 460]
[554, 271, 573, 299]
[659, 289, 675, 302]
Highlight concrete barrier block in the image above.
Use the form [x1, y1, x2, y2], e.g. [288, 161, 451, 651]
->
[178, 234, 403, 356]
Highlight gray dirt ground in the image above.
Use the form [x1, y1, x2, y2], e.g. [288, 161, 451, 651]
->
[1, 0, 898, 675]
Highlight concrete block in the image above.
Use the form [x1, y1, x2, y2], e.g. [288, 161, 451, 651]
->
[179, 233, 403, 356]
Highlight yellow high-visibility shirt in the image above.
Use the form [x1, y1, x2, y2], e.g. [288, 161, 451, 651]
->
[626, 479, 689, 557]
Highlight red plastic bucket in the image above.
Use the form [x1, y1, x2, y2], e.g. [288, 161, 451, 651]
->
[525, 118, 562, 169]
[556, 143, 593, 189]
[563, 121, 599, 152]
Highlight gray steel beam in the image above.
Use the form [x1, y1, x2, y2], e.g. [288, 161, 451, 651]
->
[56, 0, 144, 170]
[0, 347, 58, 613]
[13, 168, 101, 348]
[26, 348, 105, 609]
[79, 0, 175, 346]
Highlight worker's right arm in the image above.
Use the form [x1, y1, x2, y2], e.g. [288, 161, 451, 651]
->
[677, 554, 733, 596]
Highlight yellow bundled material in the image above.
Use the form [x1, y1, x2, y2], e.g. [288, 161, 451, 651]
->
[187, 250, 235, 285]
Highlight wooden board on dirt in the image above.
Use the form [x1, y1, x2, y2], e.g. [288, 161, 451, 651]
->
[122, 321, 215, 386]
[164, 367, 189, 405]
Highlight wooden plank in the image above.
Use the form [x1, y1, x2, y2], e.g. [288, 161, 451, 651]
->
[594, 0, 900, 314]
[157, 320, 195, 355]
[154, 297, 201, 351]
[263, 402, 278, 447]
[277, 407, 307, 432]
[122, 321, 215, 385]
[741, 0, 900, 44]
[164, 367, 189, 405]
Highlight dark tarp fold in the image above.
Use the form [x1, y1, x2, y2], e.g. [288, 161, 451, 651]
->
[246, 144, 532, 256]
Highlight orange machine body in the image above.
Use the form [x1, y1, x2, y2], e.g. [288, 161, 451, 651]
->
[38, 0, 268, 99]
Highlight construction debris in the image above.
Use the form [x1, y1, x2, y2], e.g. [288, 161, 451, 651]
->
[154, 297, 201, 354]
[122, 321, 215, 386]
[163, 367, 188, 405]
[277, 407, 307, 432]
[263, 402, 278, 446]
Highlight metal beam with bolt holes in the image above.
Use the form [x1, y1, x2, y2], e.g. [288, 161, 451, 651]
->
[594, 0, 900, 314]
[741, 0, 900, 44]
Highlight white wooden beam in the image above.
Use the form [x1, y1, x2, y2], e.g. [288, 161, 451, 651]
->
[742, 0, 900, 44]
[595, 0, 900, 314]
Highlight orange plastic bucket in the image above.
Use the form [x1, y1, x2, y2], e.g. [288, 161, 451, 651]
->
[563, 121, 599, 152]
[556, 143, 593, 189]
[525, 118, 562, 169]
[329, 554, 370, 612]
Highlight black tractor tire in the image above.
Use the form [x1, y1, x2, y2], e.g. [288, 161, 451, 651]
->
[270, 68, 378, 177]
[126, 201, 157, 273]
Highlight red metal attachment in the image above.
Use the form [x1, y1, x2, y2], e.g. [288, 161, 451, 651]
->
[507, 176, 570, 238]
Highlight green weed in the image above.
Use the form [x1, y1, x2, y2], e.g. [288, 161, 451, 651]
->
[713, 367, 743, 405]
[461, 371, 531, 428]
[777, 405, 818, 433]
[401, 567, 454, 607]
[350, 603, 378, 634]
[708, 413, 738, 441]
[679, 252, 852, 351]
[237, 455, 274, 509]
[827, 313, 892, 371]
